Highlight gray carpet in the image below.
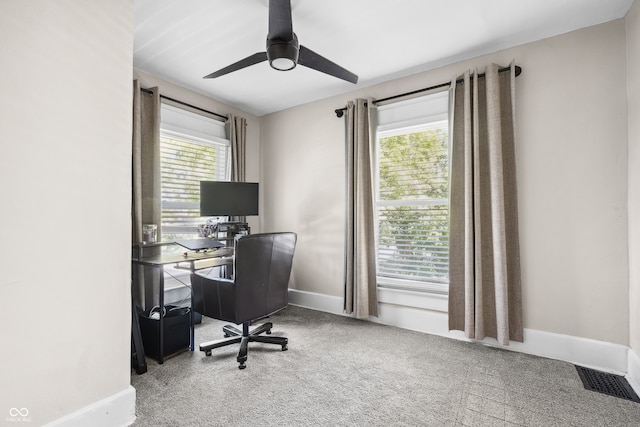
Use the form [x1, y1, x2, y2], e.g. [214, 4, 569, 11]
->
[131, 306, 640, 426]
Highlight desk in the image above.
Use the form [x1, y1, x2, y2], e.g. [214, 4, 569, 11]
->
[132, 243, 233, 364]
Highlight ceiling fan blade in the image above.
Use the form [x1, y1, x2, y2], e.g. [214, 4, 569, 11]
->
[203, 52, 268, 79]
[298, 45, 358, 84]
[268, 0, 293, 41]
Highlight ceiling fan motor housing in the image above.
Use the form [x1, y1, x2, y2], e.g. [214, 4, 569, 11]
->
[267, 34, 299, 71]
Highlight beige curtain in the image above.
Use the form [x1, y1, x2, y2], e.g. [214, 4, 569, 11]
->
[227, 114, 247, 223]
[132, 80, 161, 309]
[448, 63, 523, 345]
[344, 99, 378, 318]
[228, 114, 247, 182]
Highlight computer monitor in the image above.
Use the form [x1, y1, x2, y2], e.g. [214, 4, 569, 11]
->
[199, 181, 259, 217]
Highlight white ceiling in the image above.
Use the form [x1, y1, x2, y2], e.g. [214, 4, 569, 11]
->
[134, 0, 633, 116]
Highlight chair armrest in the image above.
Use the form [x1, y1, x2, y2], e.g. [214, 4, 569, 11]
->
[191, 273, 237, 323]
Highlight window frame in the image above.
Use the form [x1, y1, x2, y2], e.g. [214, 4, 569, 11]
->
[159, 103, 231, 242]
[373, 91, 450, 295]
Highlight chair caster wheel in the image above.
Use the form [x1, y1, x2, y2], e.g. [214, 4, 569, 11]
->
[224, 334, 230, 338]
[238, 363, 246, 370]
[266, 330, 272, 335]
[205, 350, 211, 356]
[282, 345, 288, 351]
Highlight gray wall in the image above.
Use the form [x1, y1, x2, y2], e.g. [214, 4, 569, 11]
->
[0, 1, 135, 425]
[627, 0, 640, 355]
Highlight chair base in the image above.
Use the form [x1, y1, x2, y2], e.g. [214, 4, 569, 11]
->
[199, 321, 288, 369]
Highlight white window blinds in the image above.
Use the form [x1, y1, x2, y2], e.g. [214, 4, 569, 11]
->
[160, 104, 230, 241]
[375, 91, 450, 288]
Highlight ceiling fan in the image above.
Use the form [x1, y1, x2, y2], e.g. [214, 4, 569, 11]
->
[203, 0, 358, 84]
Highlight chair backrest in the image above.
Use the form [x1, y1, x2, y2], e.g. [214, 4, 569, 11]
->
[233, 232, 297, 322]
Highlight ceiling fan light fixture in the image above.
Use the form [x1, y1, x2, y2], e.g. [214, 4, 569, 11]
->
[270, 57, 296, 71]
[267, 36, 299, 71]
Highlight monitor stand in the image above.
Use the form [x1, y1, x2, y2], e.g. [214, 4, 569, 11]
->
[215, 222, 250, 246]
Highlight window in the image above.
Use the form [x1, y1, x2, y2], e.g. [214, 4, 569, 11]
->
[375, 91, 449, 292]
[160, 104, 230, 241]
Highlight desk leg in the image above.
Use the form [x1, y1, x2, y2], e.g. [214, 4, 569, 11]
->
[158, 265, 165, 364]
[131, 268, 147, 374]
[189, 264, 195, 351]
[190, 302, 194, 351]
[131, 295, 147, 374]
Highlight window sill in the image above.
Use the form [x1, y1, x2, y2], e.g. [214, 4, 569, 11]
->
[377, 276, 448, 294]
[377, 279, 448, 312]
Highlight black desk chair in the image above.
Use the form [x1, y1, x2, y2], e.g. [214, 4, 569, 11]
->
[191, 232, 297, 369]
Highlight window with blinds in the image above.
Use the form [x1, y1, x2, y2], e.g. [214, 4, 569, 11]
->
[160, 104, 230, 242]
[375, 91, 449, 290]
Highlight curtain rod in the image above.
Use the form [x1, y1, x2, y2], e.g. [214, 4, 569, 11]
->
[140, 87, 228, 121]
[334, 65, 522, 118]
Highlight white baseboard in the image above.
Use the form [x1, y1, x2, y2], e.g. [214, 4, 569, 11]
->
[45, 386, 136, 427]
[509, 329, 628, 375]
[289, 288, 631, 376]
[628, 348, 640, 395]
[288, 288, 344, 315]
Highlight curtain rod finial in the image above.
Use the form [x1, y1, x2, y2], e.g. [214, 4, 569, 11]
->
[335, 108, 345, 118]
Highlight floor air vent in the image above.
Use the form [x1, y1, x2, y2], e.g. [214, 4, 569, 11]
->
[575, 366, 640, 403]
